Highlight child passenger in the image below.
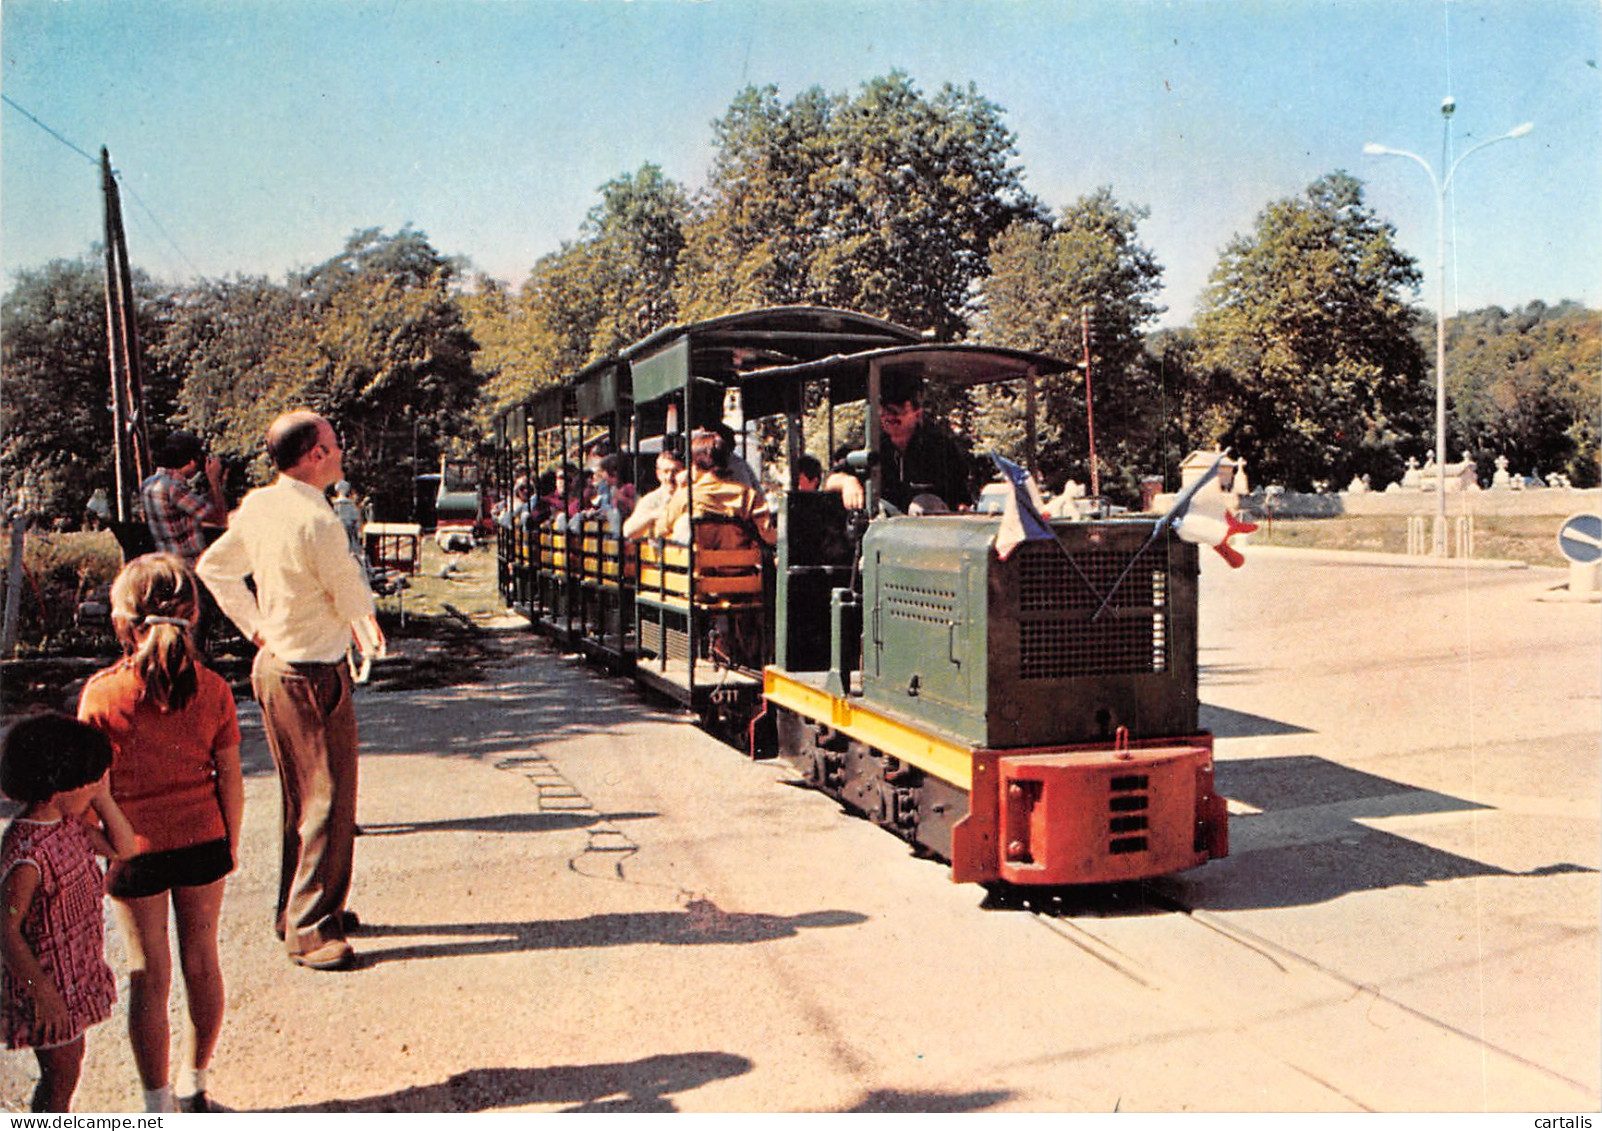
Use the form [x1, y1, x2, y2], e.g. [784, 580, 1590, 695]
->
[78, 552, 244, 1113]
[1, 713, 138, 1111]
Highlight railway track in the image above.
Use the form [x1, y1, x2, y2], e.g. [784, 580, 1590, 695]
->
[1010, 879, 1599, 1110]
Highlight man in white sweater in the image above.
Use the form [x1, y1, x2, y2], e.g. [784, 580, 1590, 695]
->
[198, 411, 382, 971]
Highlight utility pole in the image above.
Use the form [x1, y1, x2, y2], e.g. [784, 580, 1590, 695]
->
[101, 147, 150, 522]
[1081, 306, 1099, 500]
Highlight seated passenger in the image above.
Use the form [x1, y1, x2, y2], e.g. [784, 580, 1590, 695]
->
[710, 421, 761, 491]
[825, 373, 974, 513]
[593, 454, 636, 521]
[793, 454, 824, 492]
[544, 463, 584, 531]
[658, 429, 777, 549]
[498, 476, 533, 529]
[624, 447, 685, 540]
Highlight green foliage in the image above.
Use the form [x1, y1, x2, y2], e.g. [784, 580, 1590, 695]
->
[583, 164, 688, 356]
[150, 274, 307, 489]
[292, 232, 481, 516]
[676, 84, 844, 320]
[3, 91, 1594, 540]
[1, 256, 163, 518]
[971, 188, 1166, 500]
[0, 527, 122, 655]
[1443, 301, 1600, 487]
[1194, 172, 1430, 490]
[677, 72, 1041, 336]
[471, 164, 689, 426]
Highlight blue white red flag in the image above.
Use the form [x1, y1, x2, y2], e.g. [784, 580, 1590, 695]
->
[990, 453, 1054, 560]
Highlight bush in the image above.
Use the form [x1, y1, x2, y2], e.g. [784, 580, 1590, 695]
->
[0, 526, 123, 656]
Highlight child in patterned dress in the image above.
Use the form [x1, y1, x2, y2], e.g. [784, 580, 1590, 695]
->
[1, 713, 138, 1111]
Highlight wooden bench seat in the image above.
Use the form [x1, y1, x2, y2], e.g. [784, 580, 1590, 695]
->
[636, 540, 763, 608]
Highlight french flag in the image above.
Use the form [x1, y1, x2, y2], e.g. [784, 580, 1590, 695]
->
[990, 453, 1054, 561]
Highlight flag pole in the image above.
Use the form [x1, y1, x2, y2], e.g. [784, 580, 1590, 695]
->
[1088, 451, 1227, 623]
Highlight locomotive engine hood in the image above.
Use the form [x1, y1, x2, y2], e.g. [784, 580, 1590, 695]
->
[858, 515, 1200, 749]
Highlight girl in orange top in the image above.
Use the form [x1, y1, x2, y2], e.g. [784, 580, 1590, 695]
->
[78, 553, 243, 1114]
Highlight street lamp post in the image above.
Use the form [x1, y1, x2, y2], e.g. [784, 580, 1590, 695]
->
[1365, 101, 1532, 555]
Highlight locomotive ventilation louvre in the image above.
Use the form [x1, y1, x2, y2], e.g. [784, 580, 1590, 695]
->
[1015, 543, 1168, 679]
[884, 582, 959, 625]
[1107, 773, 1151, 855]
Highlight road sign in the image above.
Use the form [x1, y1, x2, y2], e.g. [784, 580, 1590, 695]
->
[1557, 513, 1602, 564]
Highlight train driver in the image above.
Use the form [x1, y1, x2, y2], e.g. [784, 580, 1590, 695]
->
[824, 371, 974, 514]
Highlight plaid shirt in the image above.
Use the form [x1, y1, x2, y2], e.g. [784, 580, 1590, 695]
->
[141, 470, 212, 563]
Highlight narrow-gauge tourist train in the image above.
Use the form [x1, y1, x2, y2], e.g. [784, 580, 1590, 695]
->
[492, 306, 1228, 886]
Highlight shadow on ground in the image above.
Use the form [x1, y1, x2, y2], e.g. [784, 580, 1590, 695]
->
[977, 755, 1596, 917]
[356, 810, 657, 836]
[348, 899, 868, 966]
[1162, 754, 1597, 911]
[272, 1053, 754, 1113]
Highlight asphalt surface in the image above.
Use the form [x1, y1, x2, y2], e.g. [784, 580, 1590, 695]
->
[2, 546, 1596, 1114]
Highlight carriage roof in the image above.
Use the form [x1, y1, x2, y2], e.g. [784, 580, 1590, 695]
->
[734, 342, 1072, 418]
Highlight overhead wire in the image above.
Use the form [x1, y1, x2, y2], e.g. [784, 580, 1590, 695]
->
[1, 94, 98, 165]
[2, 93, 206, 281]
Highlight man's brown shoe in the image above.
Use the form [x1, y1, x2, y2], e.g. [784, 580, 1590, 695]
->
[291, 938, 354, 971]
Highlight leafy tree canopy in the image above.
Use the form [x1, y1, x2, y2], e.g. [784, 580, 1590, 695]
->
[971, 188, 1165, 498]
[677, 72, 1042, 337]
[1194, 171, 1430, 489]
[2, 255, 162, 517]
[1444, 300, 1600, 486]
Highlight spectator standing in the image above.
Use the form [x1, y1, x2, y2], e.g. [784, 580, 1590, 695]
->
[79, 553, 243, 1113]
[142, 431, 229, 645]
[197, 411, 382, 972]
[1, 713, 138, 1112]
[330, 481, 364, 557]
[330, 481, 371, 584]
[141, 432, 227, 566]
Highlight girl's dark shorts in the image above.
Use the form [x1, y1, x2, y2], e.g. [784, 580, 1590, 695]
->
[107, 838, 232, 900]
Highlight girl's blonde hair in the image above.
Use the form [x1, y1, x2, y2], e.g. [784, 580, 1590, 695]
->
[110, 553, 201, 711]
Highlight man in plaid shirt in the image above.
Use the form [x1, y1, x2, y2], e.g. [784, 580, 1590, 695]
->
[141, 431, 228, 566]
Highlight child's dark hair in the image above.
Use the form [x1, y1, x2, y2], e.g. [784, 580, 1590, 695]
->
[1, 712, 113, 803]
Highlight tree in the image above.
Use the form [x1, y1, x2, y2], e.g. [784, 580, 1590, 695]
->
[1444, 301, 1600, 486]
[675, 85, 835, 320]
[150, 275, 303, 474]
[811, 74, 1042, 337]
[293, 240, 481, 517]
[1, 255, 165, 519]
[1193, 172, 1429, 490]
[164, 228, 486, 517]
[470, 165, 689, 427]
[971, 188, 1166, 498]
[677, 73, 1042, 337]
[582, 164, 688, 356]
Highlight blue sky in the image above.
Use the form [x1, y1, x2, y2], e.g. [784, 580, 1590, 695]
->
[2, 0, 1597, 328]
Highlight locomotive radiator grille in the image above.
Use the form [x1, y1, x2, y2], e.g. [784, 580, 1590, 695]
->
[1015, 544, 1169, 678]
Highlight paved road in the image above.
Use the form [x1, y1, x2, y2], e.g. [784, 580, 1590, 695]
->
[4, 549, 1597, 1113]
